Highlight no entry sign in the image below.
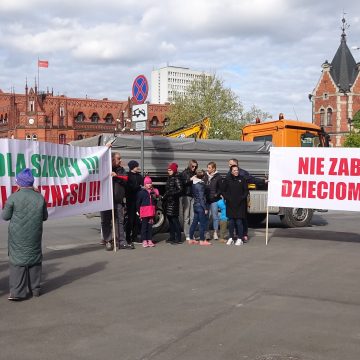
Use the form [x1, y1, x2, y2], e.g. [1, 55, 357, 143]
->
[132, 75, 148, 104]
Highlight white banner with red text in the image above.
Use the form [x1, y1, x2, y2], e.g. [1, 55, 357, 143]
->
[268, 147, 360, 211]
[0, 139, 112, 219]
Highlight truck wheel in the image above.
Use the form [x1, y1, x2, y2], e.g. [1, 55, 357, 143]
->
[152, 207, 168, 234]
[280, 208, 313, 228]
[247, 213, 267, 227]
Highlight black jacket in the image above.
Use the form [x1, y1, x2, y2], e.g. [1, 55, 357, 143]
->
[227, 168, 266, 187]
[163, 173, 183, 216]
[204, 172, 222, 203]
[222, 174, 248, 219]
[181, 167, 196, 197]
[113, 166, 128, 204]
[126, 171, 143, 201]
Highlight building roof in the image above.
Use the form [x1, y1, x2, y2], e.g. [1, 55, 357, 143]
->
[330, 30, 358, 92]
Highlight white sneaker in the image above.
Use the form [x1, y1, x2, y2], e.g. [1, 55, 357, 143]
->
[235, 239, 244, 246]
[186, 237, 190, 241]
[213, 231, 219, 240]
[226, 238, 234, 245]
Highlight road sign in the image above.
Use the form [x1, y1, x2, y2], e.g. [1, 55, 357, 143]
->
[132, 75, 148, 104]
[135, 121, 147, 132]
[132, 104, 148, 122]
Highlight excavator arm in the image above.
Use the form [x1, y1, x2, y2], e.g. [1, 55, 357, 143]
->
[162, 117, 210, 139]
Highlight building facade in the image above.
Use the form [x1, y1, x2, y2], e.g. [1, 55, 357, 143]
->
[311, 19, 360, 146]
[0, 84, 169, 143]
[151, 66, 211, 104]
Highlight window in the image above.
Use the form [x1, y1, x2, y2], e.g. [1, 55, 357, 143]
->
[104, 113, 114, 123]
[320, 109, 325, 126]
[32, 134, 38, 141]
[77, 134, 84, 140]
[29, 100, 35, 112]
[301, 132, 320, 147]
[323, 93, 328, 100]
[59, 134, 66, 144]
[253, 135, 272, 142]
[326, 108, 332, 126]
[25, 134, 31, 140]
[75, 112, 85, 122]
[4, 113, 8, 122]
[90, 112, 99, 123]
[60, 106, 65, 117]
[0, 115, 3, 122]
[150, 116, 159, 127]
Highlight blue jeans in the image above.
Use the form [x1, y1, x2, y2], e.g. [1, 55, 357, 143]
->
[228, 218, 243, 239]
[209, 202, 219, 231]
[189, 205, 208, 240]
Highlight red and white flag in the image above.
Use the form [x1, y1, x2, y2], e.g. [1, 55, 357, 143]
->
[38, 60, 49, 68]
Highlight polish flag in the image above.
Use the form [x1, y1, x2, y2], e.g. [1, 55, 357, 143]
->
[38, 60, 49, 68]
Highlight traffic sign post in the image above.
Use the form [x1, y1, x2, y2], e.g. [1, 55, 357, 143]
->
[131, 75, 149, 175]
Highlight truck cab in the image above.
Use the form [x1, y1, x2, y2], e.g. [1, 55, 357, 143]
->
[242, 119, 329, 147]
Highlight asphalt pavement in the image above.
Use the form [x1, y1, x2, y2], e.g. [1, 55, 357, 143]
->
[0, 211, 360, 360]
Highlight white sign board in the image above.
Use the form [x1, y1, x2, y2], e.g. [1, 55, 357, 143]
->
[132, 104, 148, 122]
[135, 121, 147, 132]
[0, 139, 113, 220]
[268, 147, 360, 212]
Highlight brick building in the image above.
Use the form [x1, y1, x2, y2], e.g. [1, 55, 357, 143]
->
[311, 18, 360, 146]
[0, 83, 169, 144]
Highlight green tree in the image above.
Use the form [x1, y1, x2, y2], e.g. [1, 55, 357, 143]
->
[165, 74, 270, 140]
[343, 110, 360, 147]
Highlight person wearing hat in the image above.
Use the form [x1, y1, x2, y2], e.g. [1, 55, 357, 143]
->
[2, 168, 48, 301]
[126, 160, 143, 246]
[136, 176, 159, 248]
[163, 162, 183, 244]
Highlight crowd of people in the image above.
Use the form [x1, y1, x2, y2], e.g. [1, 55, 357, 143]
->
[1, 154, 265, 301]
[100, 152, 267, 250]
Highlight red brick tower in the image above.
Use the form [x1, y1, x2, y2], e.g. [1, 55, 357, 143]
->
[311, 17, 360, 146]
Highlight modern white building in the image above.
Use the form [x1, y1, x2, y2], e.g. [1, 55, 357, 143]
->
[151, 66, 211, 104]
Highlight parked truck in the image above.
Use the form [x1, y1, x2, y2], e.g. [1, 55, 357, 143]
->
[242, 119, 330, 147]
[71, 133, 317, 232]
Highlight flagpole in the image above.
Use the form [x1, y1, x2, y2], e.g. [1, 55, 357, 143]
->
[37, 57, 40, 92]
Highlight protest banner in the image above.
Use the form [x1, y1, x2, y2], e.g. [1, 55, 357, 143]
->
[268, 147, 360, 212]
[0, 139, 112, 220]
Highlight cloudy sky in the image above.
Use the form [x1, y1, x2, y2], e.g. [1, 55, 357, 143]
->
[1, 0, 360, 122]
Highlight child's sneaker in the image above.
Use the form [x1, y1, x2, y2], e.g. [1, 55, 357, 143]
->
[226, 238, 234, 245]
[235, 238, 244, 246]
[199, 240, 212, 246]
[147, 240, 155, 247]
[142, 240, 149, 248]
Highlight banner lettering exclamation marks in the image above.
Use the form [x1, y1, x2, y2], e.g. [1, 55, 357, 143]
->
[96, 181, 100, 200]
[89, 181, 94, 201]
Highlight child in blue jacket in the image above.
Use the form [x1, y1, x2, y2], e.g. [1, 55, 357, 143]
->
[217, 198, 228, 243]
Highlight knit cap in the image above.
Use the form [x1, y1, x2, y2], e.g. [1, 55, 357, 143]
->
[128, 160, 139, 170]
[144, 176, 152, 185]
[16, 168, 34, 187]
[168, 162, 178, 172]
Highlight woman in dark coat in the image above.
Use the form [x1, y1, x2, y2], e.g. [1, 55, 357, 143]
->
[163, 162, 183, 244]
[222, 165, 248, 246]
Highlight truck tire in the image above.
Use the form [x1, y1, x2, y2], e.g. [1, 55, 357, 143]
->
[247, 213, 267, 227]
[152, 206, 168, 234]
[280, 207, 313, 228]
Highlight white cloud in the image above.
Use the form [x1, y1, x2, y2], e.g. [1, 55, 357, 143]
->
[1, 0, 360, 121]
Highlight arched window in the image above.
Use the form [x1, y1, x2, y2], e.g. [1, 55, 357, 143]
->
[32, 134, 38, 141]
[90, 112, 99, 123]
[0, 114, 3, 123]
[75, 112, 85, 122]
[4, 113, 7, 122]
[104, 113, 114, 123]
[320, 109, 325, 126]
[59, 134, 66, 144]
[77, 134, 84, 140]
[25, 134, 31, 140]
[150, 116, 159, 127]
[326, 108, 332, 126]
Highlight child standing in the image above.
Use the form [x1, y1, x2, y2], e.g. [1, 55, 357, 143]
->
[137, 176, 159, 248]
[217, 198, 228, 243]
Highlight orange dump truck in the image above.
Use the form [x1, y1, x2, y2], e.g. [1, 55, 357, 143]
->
[242, 119, 330, 147]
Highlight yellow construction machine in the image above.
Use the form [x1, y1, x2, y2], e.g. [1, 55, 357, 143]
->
[162, 117, 210, 139]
